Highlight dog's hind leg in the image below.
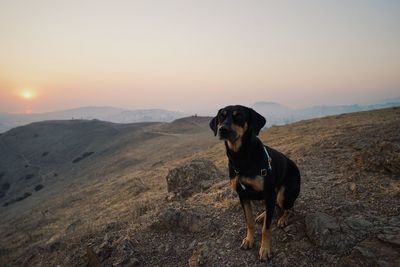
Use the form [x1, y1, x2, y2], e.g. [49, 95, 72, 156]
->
[277, 186, 290, 227]
[277, 160, 301, 227]
[277, 210, 290, 228]
[256, 186, 290, 226]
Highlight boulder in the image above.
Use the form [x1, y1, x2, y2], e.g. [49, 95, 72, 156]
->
[305, 212, 342, 249]
[341, 238, 400, 266]
[305, 212, 374, 251]
[152, 207, 214, 233]
[165, 159, 223, 198]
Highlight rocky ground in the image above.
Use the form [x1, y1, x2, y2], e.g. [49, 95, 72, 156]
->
[1, 108, 399, 266]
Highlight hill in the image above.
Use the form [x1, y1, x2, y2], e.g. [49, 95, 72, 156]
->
[0, 108, 399, 266]
[0, 107, 187, 133]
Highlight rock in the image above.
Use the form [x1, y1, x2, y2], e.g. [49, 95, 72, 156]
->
[377, 221, 400, 246]
[153, 208, 181, 231]
[66, 219, 82, 233]
[113, 257, 140, 267]
[341, 238, 400, 266]
[119, 238, 135, 254]
[305, 212, 342, 249]
[111, 238, 140, 267]
[188, 242, 212, 267]
[165, 159, 223, 198]
[305, 212, 377, 251]
[342, 215, 373, 234]
[378, 232, 400, 246]
[355, 141, 400, 174]
[349, 182, 356, 193]
[97, 236, 113, 260]
[152, 207, 213, 233]
[166, 192, 175, 201]
[283, 224, 297, 233]
[188, 240, 197, 251]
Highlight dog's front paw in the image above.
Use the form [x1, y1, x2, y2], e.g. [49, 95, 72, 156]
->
[277, 211, 290, 228]
[240, 236, 254, 250]
[277, 217, 288, 228]
[259, 244, 272, 261]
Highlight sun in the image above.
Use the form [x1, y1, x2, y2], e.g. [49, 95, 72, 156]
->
[19, 89, 36, 99]
[22, 91, 32, 99]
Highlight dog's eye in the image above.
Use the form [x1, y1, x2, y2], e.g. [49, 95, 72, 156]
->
[234, 113, 243, 120]
[233, 113, 245, 124]
[219, 110, 227, 119]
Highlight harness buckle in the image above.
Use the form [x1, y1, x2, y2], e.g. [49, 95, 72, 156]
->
[260, 169, 268, 176]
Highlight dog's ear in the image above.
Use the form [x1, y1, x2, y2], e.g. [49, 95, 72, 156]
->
[248, 108, 266, 136]
[209, 111, 220, 136]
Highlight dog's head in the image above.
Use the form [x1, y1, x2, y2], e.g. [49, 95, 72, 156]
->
[209, 105, 266, 149]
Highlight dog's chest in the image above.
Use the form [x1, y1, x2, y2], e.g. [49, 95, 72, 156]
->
[231, 175, 264, 192]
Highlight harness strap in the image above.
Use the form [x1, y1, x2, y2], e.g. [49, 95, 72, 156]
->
[264, 146, 272, 171]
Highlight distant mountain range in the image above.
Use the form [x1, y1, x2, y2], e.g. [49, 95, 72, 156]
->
[0, 97, 399, 133]
[252, 97, 400, 126]
[0, 107, 187, 133]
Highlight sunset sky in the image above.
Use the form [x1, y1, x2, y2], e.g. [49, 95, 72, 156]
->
[0, 0, 399, 114]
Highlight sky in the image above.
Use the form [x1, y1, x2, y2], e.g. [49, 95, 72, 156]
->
[0, 0, 399, 114]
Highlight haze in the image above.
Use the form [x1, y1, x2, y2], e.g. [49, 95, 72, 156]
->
[0, 0, 399, 114]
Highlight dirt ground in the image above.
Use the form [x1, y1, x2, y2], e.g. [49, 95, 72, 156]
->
[1, 108, 399, 266]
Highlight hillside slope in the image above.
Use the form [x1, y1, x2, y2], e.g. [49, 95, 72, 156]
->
[0, 108, 399, 266]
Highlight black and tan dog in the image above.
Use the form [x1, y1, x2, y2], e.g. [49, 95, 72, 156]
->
[209, 105, 301, 261]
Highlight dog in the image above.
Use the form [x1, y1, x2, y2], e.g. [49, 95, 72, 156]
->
[209, 105, 301, 262]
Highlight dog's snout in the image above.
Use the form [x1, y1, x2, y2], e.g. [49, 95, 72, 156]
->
[218, 124, 236, 140]
[219, 125, 229, 133]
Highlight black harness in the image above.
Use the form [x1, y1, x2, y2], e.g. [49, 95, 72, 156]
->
[232, 146, 273, 191]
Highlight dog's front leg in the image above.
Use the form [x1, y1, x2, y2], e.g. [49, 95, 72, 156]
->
[239, 197, 254, 249]
[259, 195, 276, 261]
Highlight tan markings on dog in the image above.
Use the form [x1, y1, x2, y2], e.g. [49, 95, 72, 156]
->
[226, 122, 248, 152]
[277, 186, 285, 209]
[259, 215, 272, 261]
[226, 139, 241, 152]
[255, 211, 265, 224]
[277, 210, 290, 228]
[240, 175, 264, 191]
[240, 200, 255, 250]
[230, 176, 239, 191]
